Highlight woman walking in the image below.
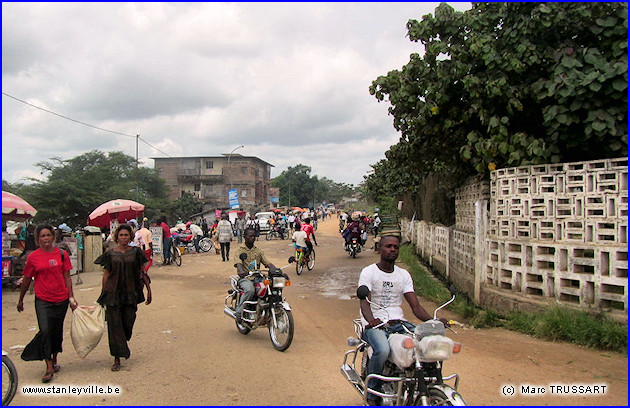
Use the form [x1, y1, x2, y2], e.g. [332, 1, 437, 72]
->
[95, 224, 152, 371]
[17, 225, 78, 383]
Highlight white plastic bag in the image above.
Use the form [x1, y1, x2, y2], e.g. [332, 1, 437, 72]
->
[71, 304, 105, 358]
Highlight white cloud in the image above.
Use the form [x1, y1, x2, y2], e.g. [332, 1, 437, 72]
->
[2, 2, 472, 186]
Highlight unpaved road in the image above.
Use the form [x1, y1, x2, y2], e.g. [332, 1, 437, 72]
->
[2, 218, 627, 406]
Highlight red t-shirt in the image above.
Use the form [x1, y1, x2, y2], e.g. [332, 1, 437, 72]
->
[160, 222, 172, 239]
[22, 247, 72, 303]
[300, 224, 315, 241]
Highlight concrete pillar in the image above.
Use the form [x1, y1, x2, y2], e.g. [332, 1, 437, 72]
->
[474, 199, 489, 304]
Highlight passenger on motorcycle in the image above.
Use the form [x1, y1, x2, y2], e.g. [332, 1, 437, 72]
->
[233, 228, 278, 324]
[343, 217, 363, 249]
[300, 218, 318, 254]
[358, 235, 446, 406]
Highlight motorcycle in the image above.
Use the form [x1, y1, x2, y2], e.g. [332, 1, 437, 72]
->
[266, 225, 287, 240]
[346, 237, 362, 258]
[2, 349, 18, 405]
[341, 285, 466, 406]
[176, 230, 213, 254]
[223, 253, 295, 351]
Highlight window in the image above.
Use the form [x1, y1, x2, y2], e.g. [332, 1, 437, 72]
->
[194, 183, 201, 191]
[205, 161, 214, 169]
[241, 166, 248, 175]
[241, 189, 247, 197]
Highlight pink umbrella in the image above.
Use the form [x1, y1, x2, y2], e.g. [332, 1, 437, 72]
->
[2, 191, 38, 221]
[87, 199, 145, 228]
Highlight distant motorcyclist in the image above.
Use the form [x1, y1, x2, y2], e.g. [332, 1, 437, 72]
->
[343, 216, 363, 249]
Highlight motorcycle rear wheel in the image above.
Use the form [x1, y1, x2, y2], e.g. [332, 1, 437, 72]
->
[268, 307, 294, 351]
[198, 238, 213, 252]
[235, 320, 251, 334]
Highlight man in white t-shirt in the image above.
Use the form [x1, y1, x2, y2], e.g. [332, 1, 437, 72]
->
[358, 235, 444, 405]
[291, 221, 310, 261]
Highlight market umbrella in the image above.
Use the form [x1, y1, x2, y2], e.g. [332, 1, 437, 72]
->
[2, 191, 37, 221]
[87, 199, 145, 229]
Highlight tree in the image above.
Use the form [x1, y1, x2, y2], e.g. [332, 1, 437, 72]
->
[271, 165, 358, 208]
[368, 2, 627, 188]
[169, 191, 203, 221]
[5, 150, 170, 228]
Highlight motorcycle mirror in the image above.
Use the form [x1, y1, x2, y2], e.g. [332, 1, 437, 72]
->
[288, 256, 295, 264]
[448, 284, 457, 297]
[356, 285, 370, 300]
[239, 253, 248, 261]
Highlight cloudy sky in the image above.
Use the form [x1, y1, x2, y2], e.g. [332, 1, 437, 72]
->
[2, 2, 471, 186]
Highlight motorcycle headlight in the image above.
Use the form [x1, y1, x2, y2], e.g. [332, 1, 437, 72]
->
[415, 335, 454, 362]
[272, 277, 287, 288]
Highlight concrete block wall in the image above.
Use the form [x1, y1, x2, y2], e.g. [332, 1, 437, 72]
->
[403, 157, 628, 317]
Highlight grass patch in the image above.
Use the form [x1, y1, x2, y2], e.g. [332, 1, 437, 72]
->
[399, 244, 628, 353]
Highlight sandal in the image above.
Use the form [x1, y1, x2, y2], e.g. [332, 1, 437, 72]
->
[111, 364, 121, 372]
[53, 364, 61, 373]
[42, 371, 54, 383]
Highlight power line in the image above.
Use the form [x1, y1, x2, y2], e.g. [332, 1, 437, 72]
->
[2, 91, 172, 157]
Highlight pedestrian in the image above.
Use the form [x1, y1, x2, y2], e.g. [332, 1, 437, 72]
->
[17, 224, 78, 383]
[135, 218, 153, 272]
[201, 217, 209, 237]
[217, 213, 233, 261]
[95, 224, 152, 372]
[235, 216, 246, 243]
[159, 217, 173, 265]
[189, 221, 203, 253]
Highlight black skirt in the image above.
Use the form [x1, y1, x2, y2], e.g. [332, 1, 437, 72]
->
[21, 297, 69, 361]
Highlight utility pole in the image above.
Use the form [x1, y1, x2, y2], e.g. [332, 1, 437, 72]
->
[135, 134, 139, 203]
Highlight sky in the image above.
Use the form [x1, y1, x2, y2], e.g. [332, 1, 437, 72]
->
[2, 2, 472, 186]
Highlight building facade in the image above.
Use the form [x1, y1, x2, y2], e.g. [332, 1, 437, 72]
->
[153, 155, 274, 211]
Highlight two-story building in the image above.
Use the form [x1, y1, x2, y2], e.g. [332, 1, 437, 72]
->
[153, 154, 274, 211]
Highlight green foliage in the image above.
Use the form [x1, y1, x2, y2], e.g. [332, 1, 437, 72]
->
[400, 244, 627, 353]
[367, 2, 628, 203]
[271, 164, 357, 207]
[3, 150, 170, 228]
[169, 191, 203, 221]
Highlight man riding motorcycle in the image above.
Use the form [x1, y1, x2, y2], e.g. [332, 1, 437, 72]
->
[234, 228, 278, 324]
[343, 216, 363, 249]
[358, 235, 448, 406]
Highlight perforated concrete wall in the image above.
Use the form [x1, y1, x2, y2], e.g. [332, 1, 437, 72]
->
[403, 157, 628, 316]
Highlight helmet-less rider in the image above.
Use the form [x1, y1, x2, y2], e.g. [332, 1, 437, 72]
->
[234, 227, 278, 324]
[358, 235, 448, 406]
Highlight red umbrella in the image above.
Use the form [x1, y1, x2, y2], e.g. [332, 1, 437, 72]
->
[2, 191, 37, 221]
[87, 199, 145, 228]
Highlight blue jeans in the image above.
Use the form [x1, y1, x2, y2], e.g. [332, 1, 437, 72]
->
[193, 236, 201, 252]
[163, 236, 172, 263]
[235, 278, 255, 319]
[362, 321, 416, 400]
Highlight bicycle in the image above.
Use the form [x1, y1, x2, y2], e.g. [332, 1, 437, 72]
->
[171, 244, 182, 266]
[2, 350, 18, 406]
[294, 246, 315, 275]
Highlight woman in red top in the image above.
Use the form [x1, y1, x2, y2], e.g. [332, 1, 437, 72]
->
[17, 225, 78, 383]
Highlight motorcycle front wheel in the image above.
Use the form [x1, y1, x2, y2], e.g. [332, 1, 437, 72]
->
[266, 232, 272, 240]
[413, 387, 459, 406]
[2, 355, 18, 406]
[268, 307, 294, 351]
[198, 238, 213, 252]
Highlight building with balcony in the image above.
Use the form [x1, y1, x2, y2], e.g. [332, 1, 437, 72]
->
[153, 154, 274, 211]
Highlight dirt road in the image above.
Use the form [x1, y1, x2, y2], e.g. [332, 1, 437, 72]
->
[2, 218, 627, 405]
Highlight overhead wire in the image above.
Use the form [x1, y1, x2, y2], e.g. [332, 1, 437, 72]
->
[2, 91, 172, 157]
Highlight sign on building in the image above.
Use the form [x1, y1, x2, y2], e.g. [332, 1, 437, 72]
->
[228, 188, 240, 209]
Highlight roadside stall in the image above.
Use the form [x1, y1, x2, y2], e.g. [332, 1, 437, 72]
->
[2, 191, 37, 286]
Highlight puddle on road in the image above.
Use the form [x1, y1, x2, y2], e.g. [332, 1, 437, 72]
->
[307, 266, 360, 300]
